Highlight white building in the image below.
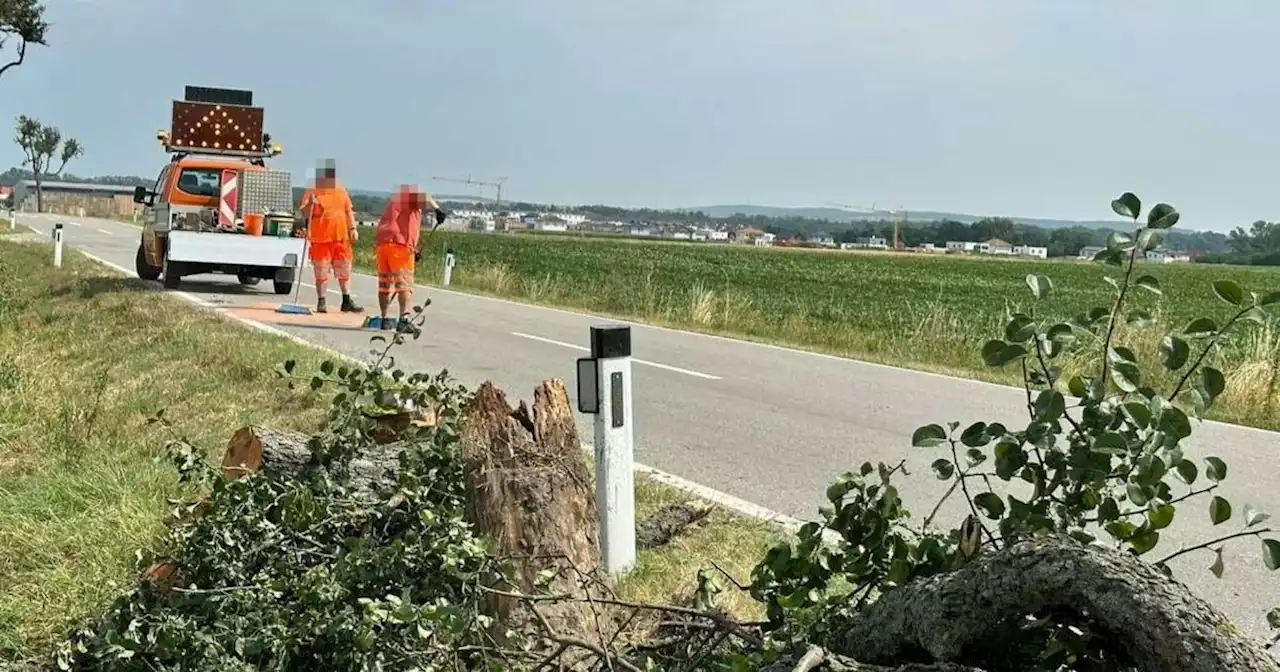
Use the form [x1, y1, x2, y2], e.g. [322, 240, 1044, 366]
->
[533, 220, 568, 232]
[852, 235, 888, 249]
[707, 229, 730, 242]
[946, 241, 979, 252]
[1145, 249, 1192, 263]
[755, 232, 777, 247]
[1013, 245, 1048, 259]
[1079, 246, 1106, 260]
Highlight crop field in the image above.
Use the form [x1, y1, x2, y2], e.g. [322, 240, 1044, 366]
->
[353, 231, 1280, 430]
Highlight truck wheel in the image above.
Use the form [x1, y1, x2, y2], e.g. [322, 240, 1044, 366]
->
[273, 280, 293, 295]
[162, 258, 183, 290]
[135, 244, 161, 281]
[237, 274, 261, 286]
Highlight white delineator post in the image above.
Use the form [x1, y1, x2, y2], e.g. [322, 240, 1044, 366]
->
[576, 324, 637, 575]
[7, 207, 14, 230]
[443, 248, 456, 287]
[52, 222, 64, 267]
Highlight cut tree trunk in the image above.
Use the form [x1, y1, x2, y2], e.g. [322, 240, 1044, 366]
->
[825, 535, 1280, 672]
[221, 424, 405, 496]
[460, 379, 602, 648]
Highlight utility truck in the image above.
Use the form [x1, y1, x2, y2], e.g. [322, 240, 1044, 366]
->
[133, 86, 303, 293]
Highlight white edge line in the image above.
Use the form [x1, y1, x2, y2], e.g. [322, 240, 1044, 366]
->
[96, 228, 113, 235]
[68, 246, 812, 538]
[29, 216, 1280, 438]
[511, 331, 722, 380]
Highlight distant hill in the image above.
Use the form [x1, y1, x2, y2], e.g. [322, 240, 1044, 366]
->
[684, 204, 1135, 232]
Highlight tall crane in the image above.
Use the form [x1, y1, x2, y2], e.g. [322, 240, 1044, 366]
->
[431, 175, 507, 209]
[826, 202, 908, 250]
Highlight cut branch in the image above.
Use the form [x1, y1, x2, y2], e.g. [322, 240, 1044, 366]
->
[825, 535, 1279, 672]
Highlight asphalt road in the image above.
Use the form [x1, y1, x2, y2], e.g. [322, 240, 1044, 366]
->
[15, 211, 1280, 641]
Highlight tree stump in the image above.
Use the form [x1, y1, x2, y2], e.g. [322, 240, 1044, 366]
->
[220, 424, 405, 495]
[460, 379, 603, 647]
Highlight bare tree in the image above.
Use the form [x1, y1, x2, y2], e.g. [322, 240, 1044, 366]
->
[14, 115, 83, 212]
[0, 0, 47, 79]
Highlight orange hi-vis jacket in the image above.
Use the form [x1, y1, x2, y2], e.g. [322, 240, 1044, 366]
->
[300, 182, 354, 244]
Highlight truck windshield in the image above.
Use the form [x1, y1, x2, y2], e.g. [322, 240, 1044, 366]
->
[176, 168, 222, 198]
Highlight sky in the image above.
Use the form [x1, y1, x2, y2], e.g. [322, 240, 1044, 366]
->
[2, 0, 1278, 230]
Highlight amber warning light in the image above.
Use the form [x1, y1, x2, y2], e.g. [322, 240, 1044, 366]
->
[168, 100, 265, 153]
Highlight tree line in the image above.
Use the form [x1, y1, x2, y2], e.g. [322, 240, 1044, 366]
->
[1198, 220, 1280, 266]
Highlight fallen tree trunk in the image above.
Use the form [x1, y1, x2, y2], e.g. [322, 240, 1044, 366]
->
[221, 424, 405, 495]
[460, 379, 603, 649]
[825, 536, 1280, 672]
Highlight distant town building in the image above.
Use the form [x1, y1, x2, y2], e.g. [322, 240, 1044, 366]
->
[1144, 249, 1192, 263]
[985, 238, 1014, 255]
[754, 232, 777, 247]
[13, 180, 137, 218]
[1013, 244, 1048, 259]
[1078, 246, 1106, 260]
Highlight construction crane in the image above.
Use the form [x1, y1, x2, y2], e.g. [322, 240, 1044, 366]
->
[826, 202, 908, 250]
[431, 175, 507, 209]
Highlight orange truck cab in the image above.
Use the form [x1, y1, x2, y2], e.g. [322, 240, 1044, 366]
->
[133, 86, 304, 293]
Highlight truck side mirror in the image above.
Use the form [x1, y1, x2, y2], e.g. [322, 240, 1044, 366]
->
[133, 186, 155, 206]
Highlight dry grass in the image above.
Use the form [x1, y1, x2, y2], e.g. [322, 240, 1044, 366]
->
[0, 239, 780, 661]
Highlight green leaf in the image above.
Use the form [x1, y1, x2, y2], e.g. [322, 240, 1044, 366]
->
[1202, 366, 1226, 401]
[1205, 456, 1228, 483]
[981, 341, 1028, 367]
[1147, 504, 1175, 530]
[1121, 402, 1151, 429]
[931, 458, 955, 480]
[320, 360, 335, 376]
[1175, 459, 1198, 485]
[974, 492, 1005, 520]
[1126, 309, 1154, 328]
[1046, 323, 1075, 345]
[1183, 317, 1218, 338]
[1259, 291, 1280, 307]
[1130, 527, 1160, 555]
[1138, 228, 1166, 251]
[1109, 345, 1138, 364]
[1146, 203, 1180, 229]
[1245, 505, 1272, 529]
[1210, 548, 1225, 578]
[1034, 390, 1066, 422]
[1210, 496, 1232, 525]
[1004, 315, 1037, 343]
[1066, 375, 1088, 399]
[1098, 497, 1121, 522]
[1212, 280, 1246, 306]
[1107, 231, 1133, 250]
[912, 424, 948, 448]
[1160, 336, 1190, 370]
[965, 448, 987, 467]
[1269, 608, 1280, 629]
[1095, 248, 1125, 266]
[1135, 274, 1162, 295]
[283, 359, 297, 374]
[1111, 192, 1141, 219]
[1159, 406, 1192, 440]
[1026, 274, 1052, 300]
[1264, 539, 1280, 571]
[960, 422, 989, 448]
[1111, 362, 1141, 393]
[1126, 483, 1150, 507]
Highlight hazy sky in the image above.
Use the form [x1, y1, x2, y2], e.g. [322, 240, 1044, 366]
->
[3, 1, 1277, 229]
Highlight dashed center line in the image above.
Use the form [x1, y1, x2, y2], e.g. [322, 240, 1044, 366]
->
[510, 331, 722, 380]
[96, 228, 113, 236]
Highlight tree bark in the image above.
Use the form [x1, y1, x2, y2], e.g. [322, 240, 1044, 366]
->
[825, 536, 1279, 672]
[221, 424, 405, 496]
[460, 379, 603, 647]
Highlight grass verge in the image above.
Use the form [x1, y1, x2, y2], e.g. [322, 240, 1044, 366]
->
[351, 231, 1280, 431]
[0, 238, 778, 662]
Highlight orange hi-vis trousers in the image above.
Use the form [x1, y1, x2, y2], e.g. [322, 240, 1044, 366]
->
[375, 243, 415, 296]
[309, 241, 352, 285]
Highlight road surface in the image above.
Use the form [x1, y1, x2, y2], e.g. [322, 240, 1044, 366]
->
[14, 211, 1280, 641]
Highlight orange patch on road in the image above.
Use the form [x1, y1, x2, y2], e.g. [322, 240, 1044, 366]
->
[225, 302, 369, 329]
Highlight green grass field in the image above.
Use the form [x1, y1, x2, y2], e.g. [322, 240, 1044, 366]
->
[0, 239, 775, 662]
[353, 231, 1280, 430]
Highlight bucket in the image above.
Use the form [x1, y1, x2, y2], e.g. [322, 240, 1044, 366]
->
[244, 212, 264, 236]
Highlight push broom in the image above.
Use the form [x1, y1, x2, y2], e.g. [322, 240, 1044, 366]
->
[275, 199, 320, 315]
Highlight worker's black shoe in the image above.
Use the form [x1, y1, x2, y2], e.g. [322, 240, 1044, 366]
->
[316, 297, 328, 314]
[340, 295, 364, 313]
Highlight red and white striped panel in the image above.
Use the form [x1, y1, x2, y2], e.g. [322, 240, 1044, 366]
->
[219, 169, 239, 229]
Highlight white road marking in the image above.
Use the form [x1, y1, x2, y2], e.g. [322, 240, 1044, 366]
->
[67, 221, 81, 227]
[66, 247, 799, 535]
[510, 331, 722, 380]
[96, 228, 113, 235]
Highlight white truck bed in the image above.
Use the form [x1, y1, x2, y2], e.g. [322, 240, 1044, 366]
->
[167, 230, 305, 268]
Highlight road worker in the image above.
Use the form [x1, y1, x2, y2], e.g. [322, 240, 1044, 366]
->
[299, 160, 363, 314]
[369, 184, 445, 330]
